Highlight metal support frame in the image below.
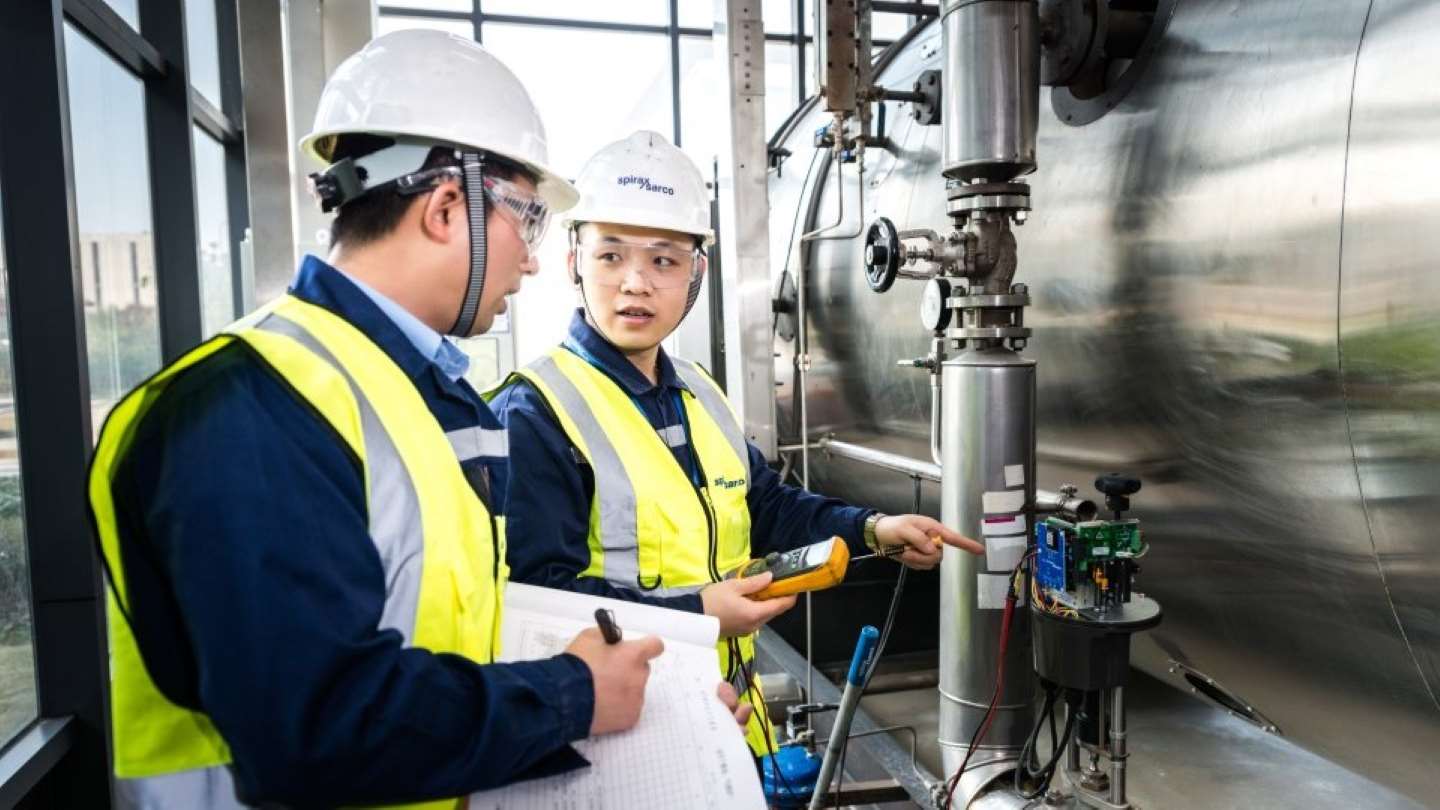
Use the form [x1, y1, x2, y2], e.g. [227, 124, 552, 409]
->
[669, 0, 682, 145]
[237, 0, 296, 305]
[714, 0, 776, 455]
[283, 0, 373, 268]
[0, 2, 110, 804]
[139, 0, 205, 359]
[62, 0, 166, 78]
[215, 0, 251, 320]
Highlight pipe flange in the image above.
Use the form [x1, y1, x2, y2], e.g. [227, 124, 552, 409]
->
[946, 181, 1033, 202]
[948, 293, 1031, 309]
[1052, 0, 1177, 127]
[946, 326, 1034, 340]
[949, 194, 1034, 215]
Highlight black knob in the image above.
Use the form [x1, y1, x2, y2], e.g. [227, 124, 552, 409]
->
[1095, 473, 1141, 518]
[864, 217, 901, 293]
[1095, 474, 1141, 497]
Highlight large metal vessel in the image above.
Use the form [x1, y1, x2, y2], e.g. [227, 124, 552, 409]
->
[767, 0, 1440, 802]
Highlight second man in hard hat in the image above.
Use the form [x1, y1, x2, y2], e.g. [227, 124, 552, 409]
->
[491, 130, 983, 755]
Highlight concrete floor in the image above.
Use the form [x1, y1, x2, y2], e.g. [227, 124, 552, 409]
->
[860, 671, 1431, 810]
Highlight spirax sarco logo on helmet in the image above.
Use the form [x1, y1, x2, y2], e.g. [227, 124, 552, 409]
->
[616, 175, 675, 196]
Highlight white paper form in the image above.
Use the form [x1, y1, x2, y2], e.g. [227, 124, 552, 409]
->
[468, 583, 765, 809]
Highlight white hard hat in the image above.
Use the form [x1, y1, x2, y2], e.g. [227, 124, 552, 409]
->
[563, 130, 713, 246]
[300, 29, 578, 212]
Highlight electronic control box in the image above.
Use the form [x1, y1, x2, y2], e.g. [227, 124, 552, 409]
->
[1034, 516, 1144, 613]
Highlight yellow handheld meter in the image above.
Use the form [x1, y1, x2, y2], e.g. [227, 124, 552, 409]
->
[728, 537, 851, 600]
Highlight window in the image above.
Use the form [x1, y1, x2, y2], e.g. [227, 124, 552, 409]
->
[372, 2, 900, 363]
[381, 0, 471, 11]
[0, 0, 251, 800]
[104, 0, 140, 28]
[375, 15, 473, 37]
[483, 24, 674, 362]
[679, 0, 795, 31]
[483, 0, 667, 26]
[678, 38, 797, 169]
[183, 0, 222, 106]
[871, 12, 912, 40]
[64, 24, 163, 427]
[0, 189, 36, 750]
[192, 128, 234, 336]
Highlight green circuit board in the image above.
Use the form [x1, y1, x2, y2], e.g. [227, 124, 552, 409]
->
[1035, 517, 1143, 605]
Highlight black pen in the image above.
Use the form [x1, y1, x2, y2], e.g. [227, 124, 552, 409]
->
[594, 608, 622, 644]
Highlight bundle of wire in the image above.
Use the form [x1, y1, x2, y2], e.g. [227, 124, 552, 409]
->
[729, 637, 797, 799]
[1031, 575, 1078, 618]
[1012, 681, 1077, 799]
[941, 548, 1036, 810]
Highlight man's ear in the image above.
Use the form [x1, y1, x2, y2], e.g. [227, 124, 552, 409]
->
[419, 181, 465, 244]
[567, 248, 581, 285]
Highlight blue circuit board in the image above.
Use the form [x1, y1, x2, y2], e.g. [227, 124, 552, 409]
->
[1035, 522, 1067, 592]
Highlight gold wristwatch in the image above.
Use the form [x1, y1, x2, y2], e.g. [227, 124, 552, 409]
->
[863, 512, 886, 552]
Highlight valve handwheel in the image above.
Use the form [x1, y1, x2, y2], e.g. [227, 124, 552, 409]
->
[864, 217, 901, 293]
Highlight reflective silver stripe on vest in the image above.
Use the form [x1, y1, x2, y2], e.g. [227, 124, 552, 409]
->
[672, 359, 749, 465]
[525, 354, 642, 588]
[257, 314, 425, 643]
[115, 764, 248, 810]
[446, 425, 509, 462]
[651, 582, 706, 598]
[655, 424, 687, 448]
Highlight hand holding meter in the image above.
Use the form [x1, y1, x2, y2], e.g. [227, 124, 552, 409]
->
[727, 537, 851, 600]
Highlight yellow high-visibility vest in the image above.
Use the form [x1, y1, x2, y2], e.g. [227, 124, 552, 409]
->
[89, 295, 507, 809]
[506, 346, 775, 753]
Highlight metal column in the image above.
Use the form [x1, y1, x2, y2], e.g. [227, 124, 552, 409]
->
[712, 0, 776, 455]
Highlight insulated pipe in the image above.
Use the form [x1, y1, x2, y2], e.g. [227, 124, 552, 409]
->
[940, 0, 1040, 182]
[798, 438, 1094, 521]
[938, 348, 1036, 803]
[814, 438, 941, 481]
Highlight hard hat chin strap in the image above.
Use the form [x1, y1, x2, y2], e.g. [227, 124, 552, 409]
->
[682, 257, 704, 320]
[449, 150, 488, 337]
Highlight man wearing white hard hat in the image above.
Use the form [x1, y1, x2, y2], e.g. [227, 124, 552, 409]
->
[491, 130, 982, 755]
[87, 31, 664, 808]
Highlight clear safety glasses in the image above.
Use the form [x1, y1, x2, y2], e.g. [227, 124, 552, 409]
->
[394, 166, 552, 253]
[574, 239, 701, 289]
[482, 175, 551, 253]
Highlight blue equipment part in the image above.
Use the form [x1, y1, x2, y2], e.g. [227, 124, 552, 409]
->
[762, 744, 822, 807]
[1036, 522, 1068, 591]
[845, 625, 881, 686]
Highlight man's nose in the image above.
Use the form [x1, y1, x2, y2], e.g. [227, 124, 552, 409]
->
[618, 263, 653, 293]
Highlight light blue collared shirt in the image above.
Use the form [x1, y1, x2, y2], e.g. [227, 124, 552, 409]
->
[340, 270, 472, 382]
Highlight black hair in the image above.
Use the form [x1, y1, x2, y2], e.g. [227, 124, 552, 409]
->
[326, 134, 537, 249]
